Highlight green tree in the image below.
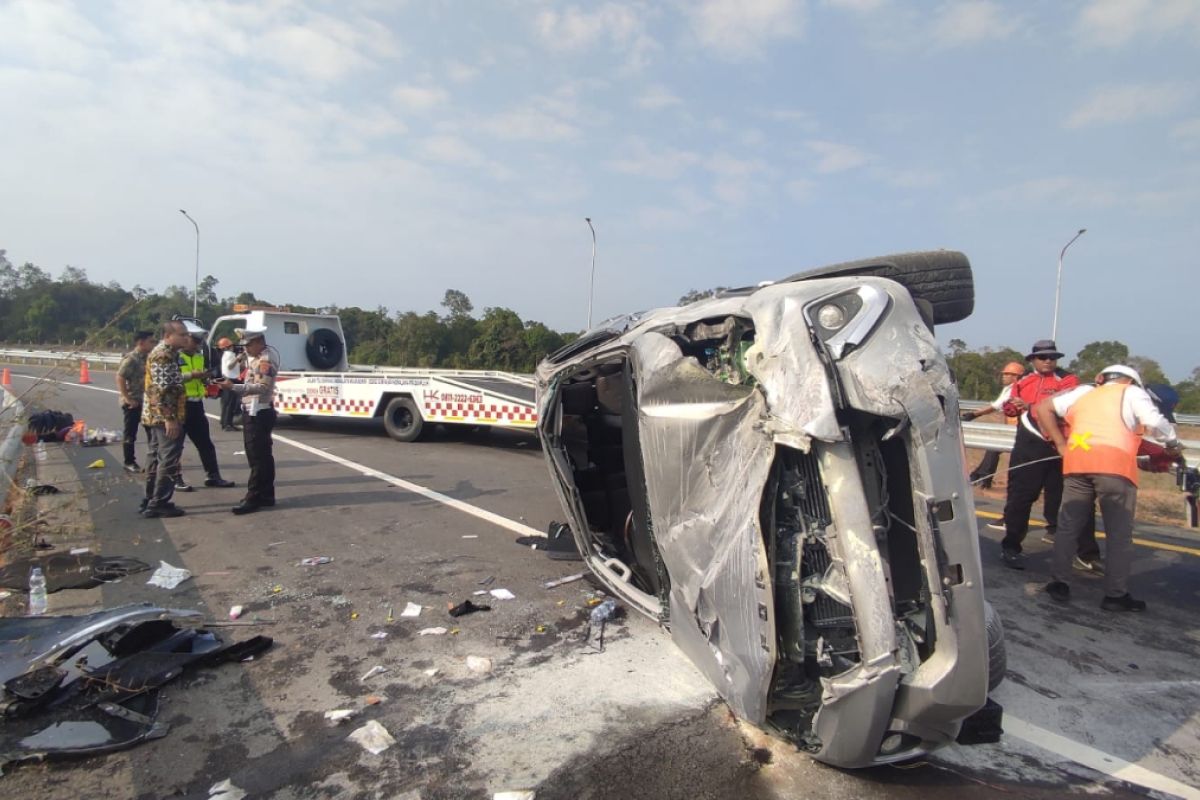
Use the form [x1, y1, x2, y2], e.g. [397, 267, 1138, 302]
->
[469, 307, 531, 371]
[1068, 340, 1130, 380]
[678, 286, 729, 305]
[441, 289, 474, 319]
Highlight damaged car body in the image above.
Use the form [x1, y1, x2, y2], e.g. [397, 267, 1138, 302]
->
[536, 251, 1003, 768]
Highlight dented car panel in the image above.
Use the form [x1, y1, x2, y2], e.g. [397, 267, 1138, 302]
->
[536, 253, 993, 767]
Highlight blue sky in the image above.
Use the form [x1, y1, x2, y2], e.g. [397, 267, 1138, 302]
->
[1, 0, 1197, 378]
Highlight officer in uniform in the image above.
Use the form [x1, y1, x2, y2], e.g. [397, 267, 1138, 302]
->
[175, 329, 235, 490]
[217, 326, 277, 514]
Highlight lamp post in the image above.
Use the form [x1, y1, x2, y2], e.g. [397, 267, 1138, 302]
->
[585, 217, 597, 330]
[179, 209, 200, 317]
[1051, 228, 1086, 342]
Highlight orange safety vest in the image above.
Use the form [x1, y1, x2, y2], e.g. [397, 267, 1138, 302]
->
[1062, 384, 1142, 485]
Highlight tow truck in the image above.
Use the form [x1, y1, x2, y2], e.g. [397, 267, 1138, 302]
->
[205, 307, 537, 442]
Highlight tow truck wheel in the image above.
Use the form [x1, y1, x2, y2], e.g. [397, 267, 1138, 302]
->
[383, 397, 424, 442]
[984, 600, 1007, 691]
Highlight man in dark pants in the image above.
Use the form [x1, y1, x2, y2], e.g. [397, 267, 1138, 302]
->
[216, 337, 243, 431]
[140, 321, 191, 518]
[116, 330, 154, 472]
[999, 339, 1100, 570]
[217, 326, 276, 514]
[176, 332, 235, 490]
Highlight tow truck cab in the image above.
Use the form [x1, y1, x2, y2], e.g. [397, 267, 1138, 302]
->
[206, 309, 349, 372]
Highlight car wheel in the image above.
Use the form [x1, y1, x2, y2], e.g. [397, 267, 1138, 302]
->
[383, 396, 424, 442]
[783, 250, 974, 325]
[984, 600, 1007, 692]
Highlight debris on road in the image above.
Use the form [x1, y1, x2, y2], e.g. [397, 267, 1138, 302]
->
[462, 535, 478, 539]
[369, 631, 388, 639]
[208, 779, 247, 800]
[364, 695, 384, 706]
[489, 588, 515, 600]
[359, 665, 388, 682]
[297, 556, 333, 566]
[146, 561, 192, 590]
[543, 573, 586, 589]
[448, 600, 491, 617]
[493, 791, 536, 800]
[28, 484, 62, 495]
[86, 459, 106, 469]
[0, 554, 150, 593]
[423, 668, 439, 677]
[348, 720, 396, 755]
[478, 575, 496, 587]
[586, 599, 622, 652]
[400, 602, 422, 618]
[324, 709, 358, 724]
[465, 656, 492, 674]
[228, 605, 244, 620]
[418, 627, 448, 636]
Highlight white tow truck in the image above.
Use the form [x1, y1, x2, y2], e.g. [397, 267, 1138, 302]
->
[206, 308, 538, 441]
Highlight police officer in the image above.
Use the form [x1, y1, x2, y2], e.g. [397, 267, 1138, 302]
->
[217, 326, 276, 514]
[1035, 365, 1182, 611]
[176, 330, 235, 490]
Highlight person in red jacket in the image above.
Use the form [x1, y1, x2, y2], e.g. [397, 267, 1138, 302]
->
[999, 339, 1098, 569]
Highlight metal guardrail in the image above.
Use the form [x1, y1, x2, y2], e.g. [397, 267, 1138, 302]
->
[963, 421, 1200, 464]
[0, 347, 121, 366]
[962, 399, 1199, 427]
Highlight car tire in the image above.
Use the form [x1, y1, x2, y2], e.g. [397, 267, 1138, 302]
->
[984, 600, 1007, 692]
[784, 250, 974, 325]
[306, 328, 345, 370]
[383, 396, 424, 442]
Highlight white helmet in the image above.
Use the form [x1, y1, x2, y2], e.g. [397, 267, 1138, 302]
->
[1098, 364, 1142, 386]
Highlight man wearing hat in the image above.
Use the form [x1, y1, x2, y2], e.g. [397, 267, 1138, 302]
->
[1035, 365, 1182, 611]
[997, 339, 1101, 569]
[174, 330, 235, 491]
[962, 360, 1026, 492]
[216, 326, 277, 514]
[216, 337, 244, 432]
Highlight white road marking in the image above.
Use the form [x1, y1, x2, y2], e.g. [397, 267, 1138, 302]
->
[16, 371, 1200, 797]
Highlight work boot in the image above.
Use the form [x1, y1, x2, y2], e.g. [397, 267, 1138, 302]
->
[143, 504, 186, 519]
[1000, 549, 1025, 570]
[1044, 580, 1070, 602]
[173, 476, 194, 492]
[1100, 593, 1146, 612]
[205, 476, 236, 488]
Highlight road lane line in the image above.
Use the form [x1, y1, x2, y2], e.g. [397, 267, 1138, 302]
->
[17, 369, 1200, 795]
[975, 509, 1200, 557]
[1003, 717, 1200, 800]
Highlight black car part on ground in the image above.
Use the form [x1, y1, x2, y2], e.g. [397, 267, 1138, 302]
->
[0, 605, 271, 772]
[0, 555, 151, 594]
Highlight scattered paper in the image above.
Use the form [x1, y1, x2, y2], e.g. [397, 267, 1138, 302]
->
[298, 556, 333, 566]
[324, 709, 357, 724]
[147, 561, 192, 590]
[69, 547, 91, 556]
[370, 631, 388, 639]
[418, 627, 448, 636]
[473, 590, 488, 596]
[461, 535, 478, 539]
[209, 779, 247, 800]
[400, 601, 422, 618]
[348, 720, 396, 755]
[543, 573, 586, 589]
[489, 588, 515, 600]
[466, 656, 492, 674]
[360, 665, 388, 682]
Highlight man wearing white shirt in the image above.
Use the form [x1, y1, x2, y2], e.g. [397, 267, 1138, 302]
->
[217, 337, 244, 432]
[1034, 365, 1183, 612]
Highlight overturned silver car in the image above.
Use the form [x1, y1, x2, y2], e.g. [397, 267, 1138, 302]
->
[536, 251, 1003, 768]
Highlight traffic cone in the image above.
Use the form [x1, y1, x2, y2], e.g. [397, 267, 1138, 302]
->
[79, 359, 92, 384]
[1, 367, 11, 388]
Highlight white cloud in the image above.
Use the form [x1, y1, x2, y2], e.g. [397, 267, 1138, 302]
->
[637, 85, 683, 110]
[392, 84, 449, 112]
[821, 0, 888, 13]
[445, 60, 480, 83]
[785, 178, 816, 201]
[0, 0, 109, 71]
[1064, 83, 1191, 128]
[418, 135, 486, 167]
[687, 0, 804, 60]
[806, 140, 870, 173]
[877, 167, 942, 188]
[1171, 118, 1200, 149]
[1075, 0, 1200, 48]
[483, 108, 580, 142]
[968, 176, 1121, 210]
[534, 3, 658, 65]
[607, 139, 700, 179]
[930, 1, 1020, 46]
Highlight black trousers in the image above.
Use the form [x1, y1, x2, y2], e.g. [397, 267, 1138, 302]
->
[243, 408, 276, 502]
[1002, 425, 1099, 559]
[220, 386, 240, 429]
[182, 400, 221, 478]
[121, 403, 149, 466]
[969, 449, 1001, 485]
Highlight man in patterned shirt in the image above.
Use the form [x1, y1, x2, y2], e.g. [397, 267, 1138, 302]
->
[140, 320, 192, 518]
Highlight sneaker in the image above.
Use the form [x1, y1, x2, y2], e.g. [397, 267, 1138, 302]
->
[1000, 550, 1025, 570]
[205, 477, 236, 488]
[1100, 593, 1146, 613]
[142, 505, 186, 519]
[1073, 556, 1105, 575]
[1045, 580, 1071, 602]
[137, 497, 149, 513]
[124, 462, 142, 474]
[986, 521, 1006, 531]
[173, 477, 194, 493]
[1041, 532, 1055, 545]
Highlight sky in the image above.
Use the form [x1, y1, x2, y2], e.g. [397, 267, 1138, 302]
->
[1, 0, 1198, 378]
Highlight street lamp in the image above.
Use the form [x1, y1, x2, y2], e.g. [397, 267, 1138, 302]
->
[1051, 228, 1086, 342]
[585, 217, 597, 330]
[179, 209, 200, 317]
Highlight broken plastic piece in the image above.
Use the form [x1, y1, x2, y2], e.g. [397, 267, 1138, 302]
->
[364, 695, 384, 705]
[423, 668, 439, 677]
[400, 602, 422, 618]
[543, 573, 586, 589]
[146, 561, 192, 590]
[324, 709, 357, 724]
[418, 627, 447, 636]
[359, 665, 388, 682]
[209, 779, 247, 800]
[369, 631, 388, 639]
[86, 459, 105, 469]
[297, 556, 333, 566]
[228, 605, 244, 621]
[448, 600, 492, 617]
[465, 656, 492, 674]
[493, 792, 536, 800]
[348, 720, 395, 755]
[489, 588, 515, 600]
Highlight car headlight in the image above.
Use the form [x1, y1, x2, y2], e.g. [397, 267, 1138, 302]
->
[803, 284, 890, 359]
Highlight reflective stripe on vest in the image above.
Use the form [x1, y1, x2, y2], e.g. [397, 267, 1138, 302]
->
[1062, 384, 1141, 485]
[180, 352, 207, 399]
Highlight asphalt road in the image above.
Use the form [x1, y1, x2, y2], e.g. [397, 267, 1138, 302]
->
[3, 364, 1199, 800]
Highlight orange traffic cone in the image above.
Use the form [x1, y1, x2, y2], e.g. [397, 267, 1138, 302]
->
[79, 359, 92, 384]
[1, 367, 11, 388]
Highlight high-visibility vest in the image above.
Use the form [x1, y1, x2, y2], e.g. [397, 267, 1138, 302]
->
[1063, 384, 1142, 485]
[180, 351, 207, 399]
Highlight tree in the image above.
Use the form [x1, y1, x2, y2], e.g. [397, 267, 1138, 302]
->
[197, 275, 219, 305]
[678, 287, 729, 305]
[441, 289, 474, 319]
[469, 307, 531, 371]
[1068, 340, 1130, 380]
[59, 265, 89, 283]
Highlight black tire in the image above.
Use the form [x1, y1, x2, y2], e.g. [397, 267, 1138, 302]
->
[306, 328, 344, 370]
[984, 600, 1007, 692]
[783, 250, 974, 325]
[383, 396, 424, 442]
[286, 413, 310, 422]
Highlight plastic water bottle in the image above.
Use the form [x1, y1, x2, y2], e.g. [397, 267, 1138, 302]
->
[28, 567, 47, 616]
[34, 442, 47, 463]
